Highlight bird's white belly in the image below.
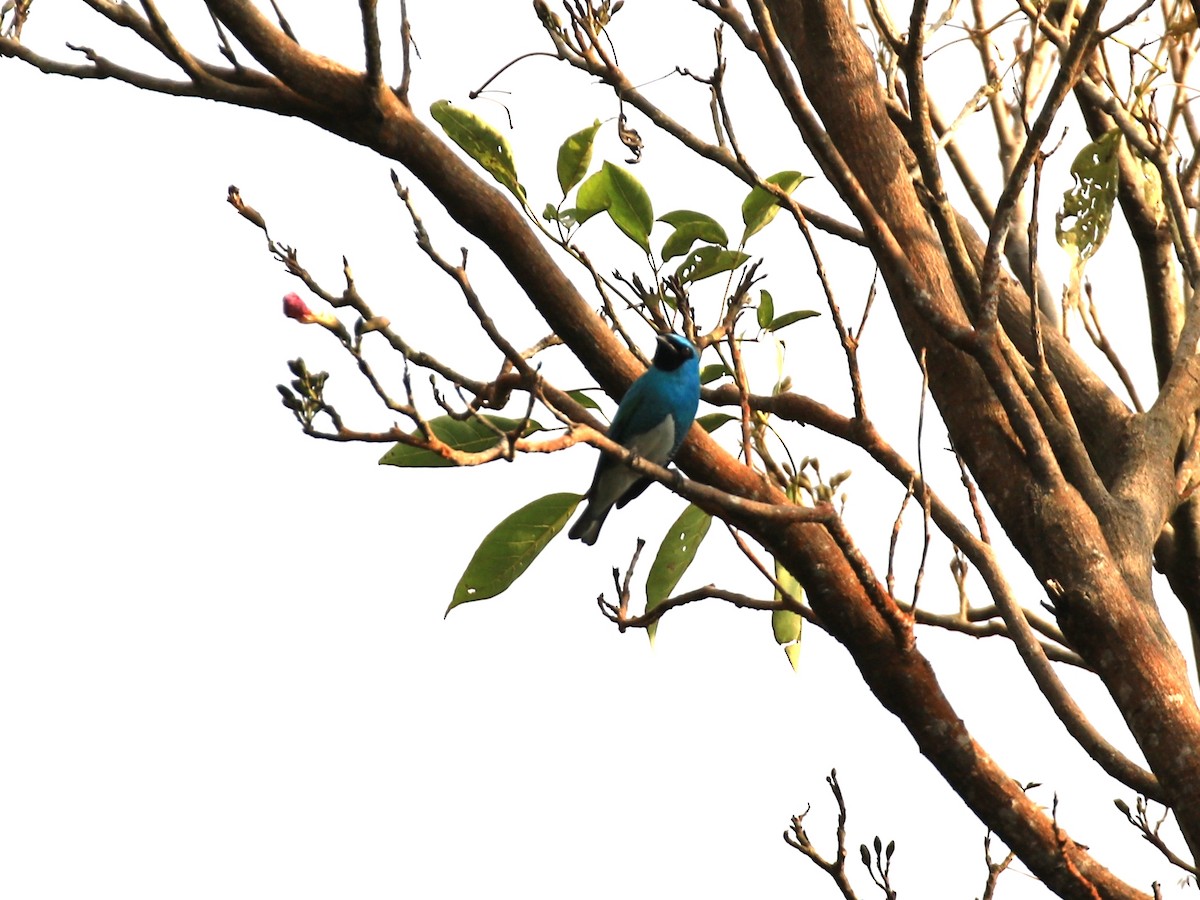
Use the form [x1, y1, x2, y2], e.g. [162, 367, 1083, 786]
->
[626, 417, 675, 464]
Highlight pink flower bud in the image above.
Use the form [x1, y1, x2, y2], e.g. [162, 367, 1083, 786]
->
[283, 292, 315, 323]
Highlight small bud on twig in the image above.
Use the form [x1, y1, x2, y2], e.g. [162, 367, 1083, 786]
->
[227, 185, 267, 231]
[282, 292, 341, 329]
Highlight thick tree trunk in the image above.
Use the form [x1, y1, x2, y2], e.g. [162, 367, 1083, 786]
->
[762, 0, 1200, 868]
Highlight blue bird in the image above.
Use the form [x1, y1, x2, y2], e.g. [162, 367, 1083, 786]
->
[569, 333, 701, 545]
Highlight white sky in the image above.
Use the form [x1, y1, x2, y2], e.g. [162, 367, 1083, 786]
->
[2, 2, 1192, 898]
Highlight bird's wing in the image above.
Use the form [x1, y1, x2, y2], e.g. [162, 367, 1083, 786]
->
[606, 375, 653, 444]
[586, 374, 672, 501]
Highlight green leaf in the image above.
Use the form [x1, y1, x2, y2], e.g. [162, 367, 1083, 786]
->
[661, 228, 718, 262]
[574, 172, 610, 217]
[604, 162, 654, 241]
[757, 289, 775, 330]
[1056, 128, 1120, 263]
[697, 412, 738, 433]
[764, 309, 820, 333]
[741, 170, 808, 243]
[567, 388, 603, 412]
[645, 504, 712, 644]
[699, 363, 730, 385]
[658, 210, 729, 261]
[658, 209, 728, 235]
[675, 246, 750, 285]
[447, 492, 582, 614]
[576, 161, 654, 251]
[430, 100, 525, 201]
[557, 120, 602, 195]
[378, 415, 544, 468]
[542, 203, 562, 222]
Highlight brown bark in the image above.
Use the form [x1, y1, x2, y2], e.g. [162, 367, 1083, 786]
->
[762, 0, 1200, 870]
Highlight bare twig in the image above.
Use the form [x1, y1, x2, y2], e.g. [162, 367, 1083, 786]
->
[860, 833, 898, 900]
[980, 831, 1016, 900]
[723, 523, 814, 621]
[784, 770, 861, 900]
[140, 0, 219, 87]
[951, 437, 991, 544]
[398, 0, 414, 104]
[599, 585, 787, 631]
[268, 0, 297, 42]
[913, 348, 932, 609]
[1080, 281, 1145, 412]
[886, 482, 915, 601]
[359, 0, 385, 113]
[1052, 793, 1104, 900]
[393, 181, 538, 380]
[1115, 794, 1200, 877]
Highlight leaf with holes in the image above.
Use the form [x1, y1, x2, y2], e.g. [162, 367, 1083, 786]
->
[645, 504, 712, 644]
[430, 100, 525, 201]
[447, 492, 582, 614]
[675, 246, 750, 285]
[1056, 128, 1120, 263]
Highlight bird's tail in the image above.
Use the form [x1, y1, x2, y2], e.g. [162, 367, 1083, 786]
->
[568, 503, 610, 545]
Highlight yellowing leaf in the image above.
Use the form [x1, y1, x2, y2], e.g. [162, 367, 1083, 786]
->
[1056, 128, 1120, 263]
[784, 642, 802, 672]
[772, 488, 804, 671]
[430, 100, 525, 201]
[771, 607, 803, 645]
[741, 170, 808, 243]
[557, 120, 602, 195]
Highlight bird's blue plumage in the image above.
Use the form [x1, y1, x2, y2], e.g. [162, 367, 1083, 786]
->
[569, 334, 701, 545]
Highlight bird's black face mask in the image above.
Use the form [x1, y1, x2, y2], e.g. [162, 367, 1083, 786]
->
[653, 335, 694, 372]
